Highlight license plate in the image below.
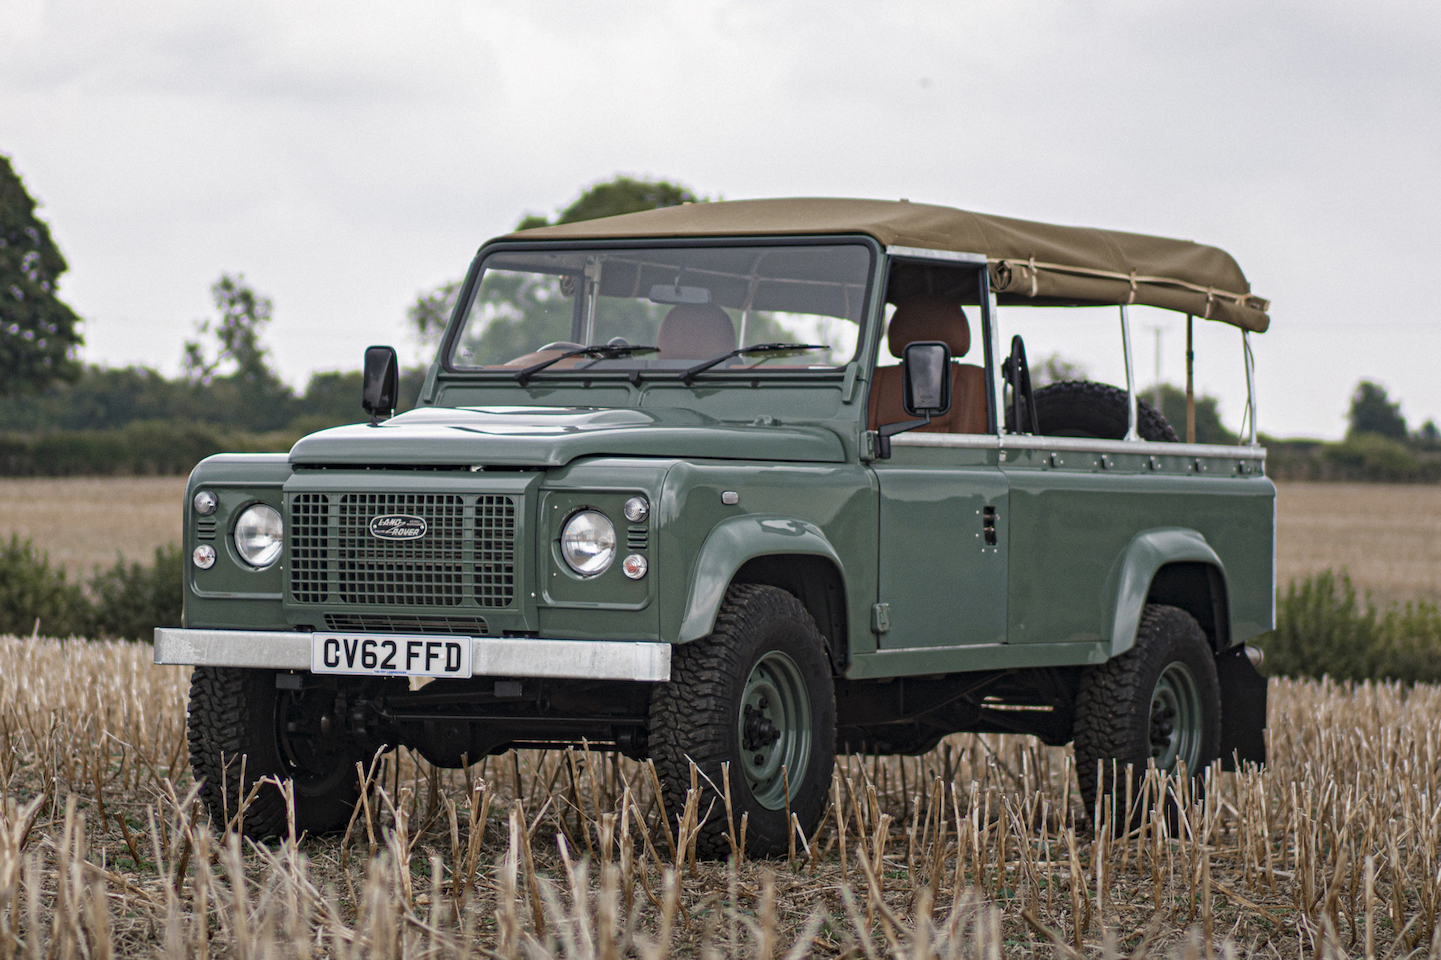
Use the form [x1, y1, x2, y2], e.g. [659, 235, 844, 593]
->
[311, 634, 472, 678]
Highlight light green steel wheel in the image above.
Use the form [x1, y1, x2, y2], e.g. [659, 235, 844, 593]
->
[1149, 660, 1204, 773]
[737, 650, 812, 811]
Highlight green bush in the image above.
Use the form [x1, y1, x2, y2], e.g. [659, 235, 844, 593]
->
[1257, 570, 1441, 683]
[0, 421, 300, 476]
[0, 535, 90, 637]
[88, 545, 184, 641]
[1323, 434, 1424, 482]
[1265, 435, 1441, 483]
[0, 536, 183, 640]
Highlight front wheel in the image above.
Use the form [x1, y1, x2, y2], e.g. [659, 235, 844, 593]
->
[187, 667, 371, 838]
[649, 584, 836, 859]
[1072, 604, 1221, 818]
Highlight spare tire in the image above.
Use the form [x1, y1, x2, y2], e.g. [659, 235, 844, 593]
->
[1028, 380, 1179, 442]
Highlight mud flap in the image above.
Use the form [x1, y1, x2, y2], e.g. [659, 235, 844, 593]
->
[1216, 645, 1267, 769]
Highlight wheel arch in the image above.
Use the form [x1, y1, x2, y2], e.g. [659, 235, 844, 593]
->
[1105, 528, 1230, 658]
[676, 515, 848, 670]
[1146, 561, 1231, 653]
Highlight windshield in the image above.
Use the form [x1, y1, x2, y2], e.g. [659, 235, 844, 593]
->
[448, 244, 871, 378]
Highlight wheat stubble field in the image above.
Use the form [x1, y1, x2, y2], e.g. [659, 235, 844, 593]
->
[2, 476, 1441, 957]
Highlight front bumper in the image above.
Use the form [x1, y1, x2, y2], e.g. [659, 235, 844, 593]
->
[153, 628, 672, 682]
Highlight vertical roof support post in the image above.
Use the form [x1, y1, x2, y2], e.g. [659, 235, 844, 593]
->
[582, 256, 603, 346]
[1120, 305, 1140, 441]
[1186, 314, 1196, 444]
[989, 289, 1005, 438]
[1243, 329, 1259, 447]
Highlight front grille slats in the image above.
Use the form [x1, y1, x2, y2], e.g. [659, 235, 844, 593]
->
[338, 493, 465, 606]
[291, 494, 329, 603]
[289, 493, 517, 610]
[474, 495, 517, 607]
[324, 613, 489, 635]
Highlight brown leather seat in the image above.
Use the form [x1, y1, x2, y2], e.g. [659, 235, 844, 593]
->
[867, 294, 989, 434]
[657, 304, 737, 360]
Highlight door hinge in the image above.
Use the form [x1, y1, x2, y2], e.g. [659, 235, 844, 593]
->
[871, 602, 891, 634]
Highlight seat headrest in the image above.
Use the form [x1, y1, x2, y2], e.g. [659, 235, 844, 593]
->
[887, 294, 971, 359]
[657, 304, 737, 359]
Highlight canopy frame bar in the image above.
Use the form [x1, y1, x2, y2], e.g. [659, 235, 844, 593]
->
[1243, 330, 1259, 447]
[1120, 306, 1140, 441]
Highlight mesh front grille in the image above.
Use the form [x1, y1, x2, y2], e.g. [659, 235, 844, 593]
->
[289, 492, 517, 610]
[291, 494, 329, 603]
[475, 495, 517, 607]
[339, 494, 465, 605]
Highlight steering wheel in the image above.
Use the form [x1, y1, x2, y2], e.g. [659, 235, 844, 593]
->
[1003, 335, 1039, 434]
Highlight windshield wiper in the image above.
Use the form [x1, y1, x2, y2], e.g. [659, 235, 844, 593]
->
[679, 343, 829, 385]
[514, 344, 659, 386]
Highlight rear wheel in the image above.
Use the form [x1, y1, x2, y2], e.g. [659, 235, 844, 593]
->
[1072, 604, 1220, 819]
[649, 584, 836, 859]
[187, 667, 370, 838]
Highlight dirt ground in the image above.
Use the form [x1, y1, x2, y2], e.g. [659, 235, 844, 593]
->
[2, 476, 1438, 602]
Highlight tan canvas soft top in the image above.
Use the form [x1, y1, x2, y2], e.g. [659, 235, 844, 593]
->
[508, 197, 1270, 332]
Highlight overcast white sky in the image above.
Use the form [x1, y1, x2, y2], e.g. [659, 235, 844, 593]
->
[3, 0, 1438, 438]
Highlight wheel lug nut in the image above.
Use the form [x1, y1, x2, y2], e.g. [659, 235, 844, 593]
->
[753, 754, 764, 766]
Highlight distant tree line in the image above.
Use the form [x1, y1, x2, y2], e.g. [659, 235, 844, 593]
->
[1267, 380, 1441, 482]
[0, 273, 425, 437]
[1, 172, 699, 465]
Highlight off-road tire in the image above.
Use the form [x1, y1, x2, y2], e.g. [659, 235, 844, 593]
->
[1031, 380, 1178, 442]
[1072, 604, 1220, 819]
[649, 584, 837, 859]
[188, 667, 363, 839]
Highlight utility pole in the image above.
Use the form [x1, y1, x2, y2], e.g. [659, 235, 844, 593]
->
[1145, 324, 1165, 413]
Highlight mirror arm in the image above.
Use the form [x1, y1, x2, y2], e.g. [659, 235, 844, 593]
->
[875, 414, 933, 459]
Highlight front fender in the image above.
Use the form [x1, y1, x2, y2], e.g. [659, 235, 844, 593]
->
[1104, 528, 1225, 658]
[677, 515, 844, 642]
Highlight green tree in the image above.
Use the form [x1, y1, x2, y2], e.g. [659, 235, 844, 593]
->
[181, 274, 296, 430]
[1156, 384, 1239, 445]
[1348, 380, 1407, 440]
[183, 274, 277, 386]
[411, 175, 703, 350]
[407, 280, 462, 352]
[519, 175, 701, 230]
[1032, 353, 1089, 387]
[0, 155, 83, 397]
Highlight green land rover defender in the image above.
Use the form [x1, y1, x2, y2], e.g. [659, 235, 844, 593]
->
[160, 198, 1273, 857]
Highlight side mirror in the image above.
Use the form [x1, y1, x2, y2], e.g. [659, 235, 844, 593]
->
[362, 345, 399, 425]
[875, 341, 953, 459]
[901, 341, 952, 417]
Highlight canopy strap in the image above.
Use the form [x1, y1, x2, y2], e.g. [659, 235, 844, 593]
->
[990, 257, 1268, 312]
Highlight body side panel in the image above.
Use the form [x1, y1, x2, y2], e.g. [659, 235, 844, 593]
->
[657, 460, 878, 658]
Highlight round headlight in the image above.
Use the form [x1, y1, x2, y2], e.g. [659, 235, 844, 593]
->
[560, 510, 616, 576]
[234, 503, 283, 568]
